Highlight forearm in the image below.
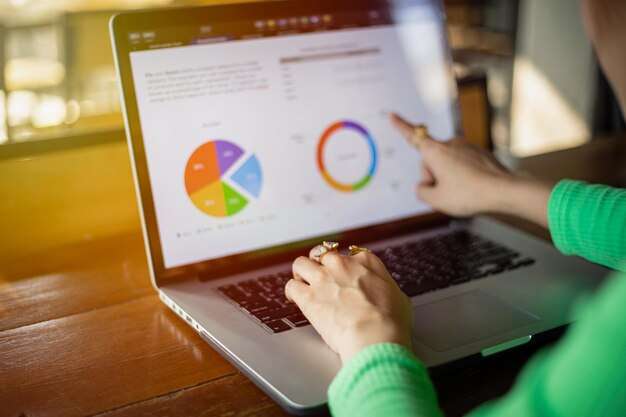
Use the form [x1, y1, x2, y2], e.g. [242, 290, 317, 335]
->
[487, 173, 554, 229]
[484, 176, 626, 269]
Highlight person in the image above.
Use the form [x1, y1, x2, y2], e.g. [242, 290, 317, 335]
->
[284, 0, 626, 415]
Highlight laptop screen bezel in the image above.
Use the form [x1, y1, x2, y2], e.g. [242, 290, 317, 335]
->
[110, 0, 461, 285]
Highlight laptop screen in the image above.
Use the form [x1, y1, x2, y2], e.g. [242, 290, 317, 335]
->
[119, 0, 457, 271]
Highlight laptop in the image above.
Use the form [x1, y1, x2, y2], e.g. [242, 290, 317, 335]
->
[110, 0, 610, 414]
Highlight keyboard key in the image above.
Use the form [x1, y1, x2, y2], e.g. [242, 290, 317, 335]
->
[239, 280, 264, 294]
[253, 305, 300, 323]
[237, 293, 266, 306]
[265, 319, 292, 333]
[243, 300, 280, 314]
[515, 258, 536, 267]
[450, 275, 471, 284]
[471, 271, 489, 279]
[217, 285, 247, 303]
[285, 313, 310, 327]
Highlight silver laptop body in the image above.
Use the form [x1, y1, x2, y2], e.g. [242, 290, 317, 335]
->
[111, 0, 610, 414]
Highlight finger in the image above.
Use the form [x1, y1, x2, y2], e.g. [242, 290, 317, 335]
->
[309, 245, 343, 266]
[284, 278, 312, 308]
[284, 279, 334, 352]
[349, 248, 386, 272]
[417, 183, 438, 207]
[389, 112, 436, 150]
[292, 256, 324, 285]
[449, 136, 466, 146]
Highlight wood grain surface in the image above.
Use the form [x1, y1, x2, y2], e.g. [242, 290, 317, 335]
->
[0, 232, 150, 332]
[96, 374, 291, 417]
[1, 134, 624, 417]
[0, 297, 234, 417]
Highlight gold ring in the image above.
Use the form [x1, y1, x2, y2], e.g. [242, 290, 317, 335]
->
[414, 124, 429, 139]
[348, 245, 371, 256]
[323, 241, 339, 251]
[313, 241, 339, 262]
[412, 124, 430, 149]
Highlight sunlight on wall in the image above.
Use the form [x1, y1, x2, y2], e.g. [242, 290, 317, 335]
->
[7, 90, 37, 126]
[0, 91, 6, 142]
[510, 0, 596, 157]
[510, 58, 590, 156]
[31, 95, 67, 128]
[5, 58, 65, 91]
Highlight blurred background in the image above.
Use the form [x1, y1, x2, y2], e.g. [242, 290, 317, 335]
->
[1, 0, 623, 154]
[1, 0, 624, 265]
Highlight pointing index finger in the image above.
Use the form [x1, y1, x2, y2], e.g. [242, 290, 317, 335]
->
[390, 112, 432, 150]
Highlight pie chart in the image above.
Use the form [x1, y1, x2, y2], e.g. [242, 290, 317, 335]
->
[185, 140, 262, 217]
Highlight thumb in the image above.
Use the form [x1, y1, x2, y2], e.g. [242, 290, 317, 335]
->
[420, 158, 435, 186]
[416, 183, 439, 207]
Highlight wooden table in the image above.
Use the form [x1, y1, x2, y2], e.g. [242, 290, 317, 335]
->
[1, 136, 625, 417]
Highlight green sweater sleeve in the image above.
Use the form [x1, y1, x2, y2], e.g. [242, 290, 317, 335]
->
[465, 272, 626, 417]
[328, 343, 443, 417]
[329, 273, 626, 417]
[548, 180, 626, 270]
[329, 181, 626, 417]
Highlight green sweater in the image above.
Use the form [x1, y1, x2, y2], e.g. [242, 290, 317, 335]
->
[329, 180, 626, 417]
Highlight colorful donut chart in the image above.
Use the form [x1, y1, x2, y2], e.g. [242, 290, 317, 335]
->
[316, 120, 377, 192]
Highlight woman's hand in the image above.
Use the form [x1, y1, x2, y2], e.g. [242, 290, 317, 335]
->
[390, 113, 554, 227]
[285, 114, 556, 364]
[285, 247, 413, 364]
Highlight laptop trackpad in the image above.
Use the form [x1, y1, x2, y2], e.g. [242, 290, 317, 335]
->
[413, 290, 540, 352]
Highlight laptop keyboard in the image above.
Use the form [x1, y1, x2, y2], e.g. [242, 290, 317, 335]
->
[217, 272, 305, 334]
[375, 230, 535, 296]
[217, 230, 535, 333]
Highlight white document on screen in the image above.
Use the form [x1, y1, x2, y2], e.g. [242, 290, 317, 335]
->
[130, 23, 455, 268]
